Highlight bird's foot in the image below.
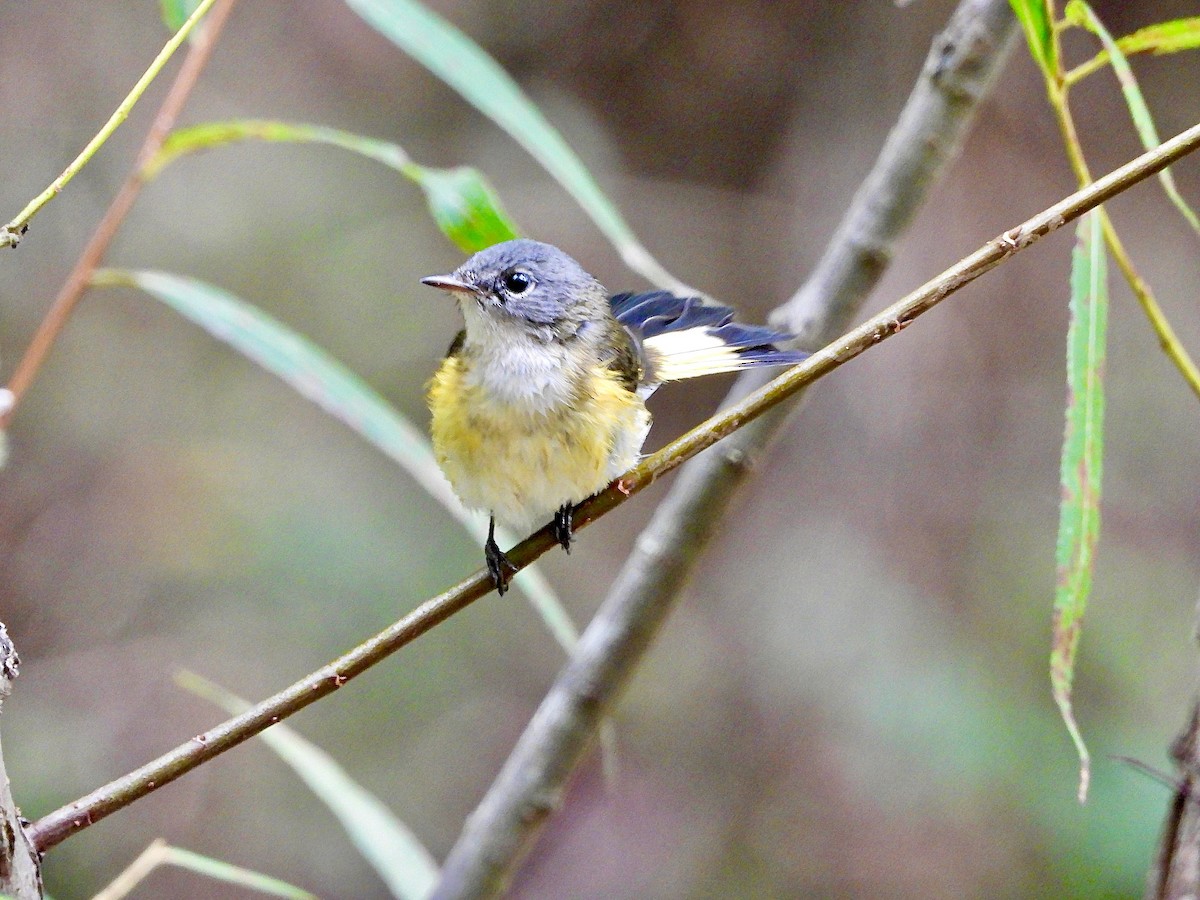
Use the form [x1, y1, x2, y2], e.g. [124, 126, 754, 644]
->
[553, 504, 573, 553]
[485, 517, 517, 595]
[485, 539, 517, 596]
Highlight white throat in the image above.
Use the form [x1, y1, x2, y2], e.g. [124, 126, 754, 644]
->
[459, 301, 581, 412]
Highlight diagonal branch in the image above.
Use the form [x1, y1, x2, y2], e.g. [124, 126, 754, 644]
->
[27, 111, 1200, 856]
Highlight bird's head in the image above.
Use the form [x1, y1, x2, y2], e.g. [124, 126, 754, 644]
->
[421, 239, 609, 342]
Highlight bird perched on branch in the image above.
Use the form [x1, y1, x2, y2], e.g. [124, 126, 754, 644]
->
[423, 239, 806, 594]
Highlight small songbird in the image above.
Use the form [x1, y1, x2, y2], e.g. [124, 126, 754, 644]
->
[422, 239, 806, 594]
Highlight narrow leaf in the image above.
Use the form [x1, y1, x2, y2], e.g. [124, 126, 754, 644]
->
[341, 0, 692, 293]
[1053, 211, 1108, 803]
[95, 839, 317, 900]
[146, 120, 414, 176]
[1070, 17, 1200, 81]
[409, 164, 519, 252]
[1066, 2, 1200, 235]
[144, 120, 518, 254]
[1008, 0, 1058, 78]
[1116, 16, 1200, 56]
[162, 847, 319, 899]
[93, 269, 579, 650]
[179, 672, 437, 900]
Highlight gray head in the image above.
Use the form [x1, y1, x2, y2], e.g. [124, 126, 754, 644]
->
[421, 239, 609, 338]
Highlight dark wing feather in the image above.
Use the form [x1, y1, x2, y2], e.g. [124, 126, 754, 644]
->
[611, 291, 799, 348]
[611, 291, 734, 338]
[707, 322, 795, 350]
[611, 291, 807, 382]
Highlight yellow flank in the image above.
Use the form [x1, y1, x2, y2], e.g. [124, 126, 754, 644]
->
[428, 356, 649, 531]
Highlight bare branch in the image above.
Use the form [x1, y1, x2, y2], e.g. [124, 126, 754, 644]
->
[0, 625, 42, 899]
[1146, 701, 1200, 900]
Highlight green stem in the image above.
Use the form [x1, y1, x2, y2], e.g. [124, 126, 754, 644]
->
[0, 0, 239, 427]
[1048, 65, 1200, 400]
[0, 0, 221, 247]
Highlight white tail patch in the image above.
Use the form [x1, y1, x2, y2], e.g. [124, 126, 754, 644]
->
[643, 328, 750, 382]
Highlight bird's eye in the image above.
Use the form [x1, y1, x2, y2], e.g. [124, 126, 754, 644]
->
[501, 270, 532, 295]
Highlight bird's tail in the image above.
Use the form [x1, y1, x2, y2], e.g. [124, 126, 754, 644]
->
[610, 291, 808, 384]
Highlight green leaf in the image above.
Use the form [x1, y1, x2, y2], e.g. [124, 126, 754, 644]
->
[93, 269, 581, 651]
[159, 0, 202, 32]
[409, 164, 518, 253]
[1116, 16, 1200, 55]
[96, 839, 318, 900]
[147, 120, 412, 176]
[160, 846, 319, 899]
[144, 120, 518, 254]
[1053, 211, 1107, 804]
[1072, 16, 1200, 77]
[1065, 3, 1200, 236]
[1067, 17, 1200, 82]
[341, 0, 692, 293]
[178, 672, 437, 900]
[1008, 0, 1058, 79]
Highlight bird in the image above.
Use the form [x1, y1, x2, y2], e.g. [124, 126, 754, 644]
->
[422, 239, 806, 594]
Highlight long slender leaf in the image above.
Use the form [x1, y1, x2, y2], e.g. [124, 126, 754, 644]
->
[1066, 2, 1200, 235]
[1115, 16, 1200, 56]
[341, 0, 692, 293]
[1053, 210, 1107, 803]
[145, 120, 413, 175]
[144, 120, 519, 253]
[92, 268, 580, 651]
[163, 847, 320, 899]
[1008, 0, 1058, 78]
[179, 672, 436, 900]
[95, 838, 317, 900]
[1068, 17, 1200, 82]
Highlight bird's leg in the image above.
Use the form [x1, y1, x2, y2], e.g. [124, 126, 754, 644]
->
[484, 515, 517, 595]
[552, 503, 573, 553]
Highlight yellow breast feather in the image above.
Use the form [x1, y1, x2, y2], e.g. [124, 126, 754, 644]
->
[428, 356, 649, 532]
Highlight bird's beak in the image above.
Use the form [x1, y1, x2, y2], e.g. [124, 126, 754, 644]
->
[420, 274, 476, 295]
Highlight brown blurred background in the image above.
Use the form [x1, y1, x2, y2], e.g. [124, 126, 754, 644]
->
[2, 1, 1199, 897]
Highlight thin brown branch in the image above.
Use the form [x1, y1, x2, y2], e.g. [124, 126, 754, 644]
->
[0, 0, 240, 428]
[28, 116, 1200, 856]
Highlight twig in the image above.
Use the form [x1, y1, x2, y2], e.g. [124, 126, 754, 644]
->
[1146, 701, 1200, 900]
[778, 0, 1016, 340]
[0, 0, 222, 248]
[1144, 589, 1200, 898]
[0, 0, 240, 428]
[28, 112, 1200, 857]
[0, 624, 42, 899]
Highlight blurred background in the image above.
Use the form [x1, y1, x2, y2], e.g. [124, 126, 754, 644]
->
[2, 1, 1199, 896]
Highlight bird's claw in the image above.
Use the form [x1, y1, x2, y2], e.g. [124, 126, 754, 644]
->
[553, 504, 573, 553]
